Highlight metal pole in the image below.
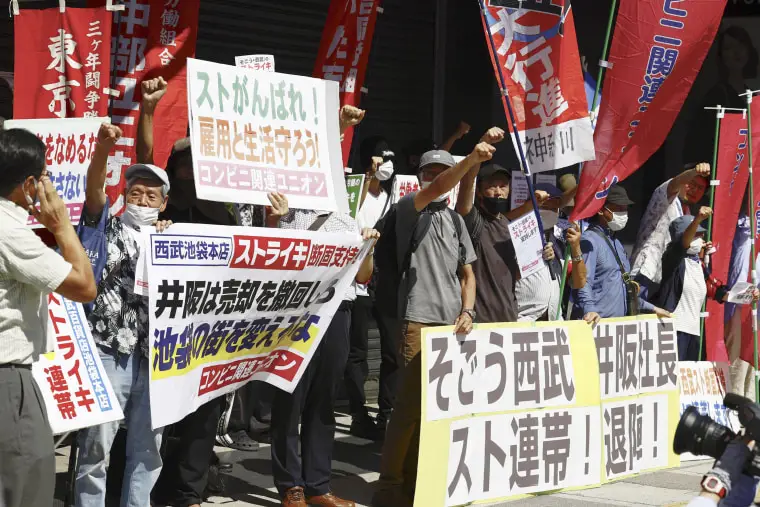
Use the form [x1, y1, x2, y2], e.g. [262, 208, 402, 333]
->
[745, 91, 760, 402]
[698, 108, 722, 360]
[477, 0, 547, 243]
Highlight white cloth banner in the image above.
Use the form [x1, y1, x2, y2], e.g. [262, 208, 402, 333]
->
[32, 294, 124, 435]
[187, 58, 349, 213]
[508, 211, 544, 278]
[4, 117, 103, 228]
[146, 223, 368, 428]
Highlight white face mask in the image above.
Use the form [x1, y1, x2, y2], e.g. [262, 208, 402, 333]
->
[375, 160, 394, 181]
[122, 203, 160, 230]
[607, 211, 628, 231]
[420, 180, 450, 203]
[687, 238, 704, 256]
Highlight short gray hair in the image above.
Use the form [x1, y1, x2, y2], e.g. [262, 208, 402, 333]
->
[126, 176, 169, 198]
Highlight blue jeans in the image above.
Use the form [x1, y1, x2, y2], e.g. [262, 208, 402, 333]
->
[720, 475, 759, 507]
[74, 347, 164, 507]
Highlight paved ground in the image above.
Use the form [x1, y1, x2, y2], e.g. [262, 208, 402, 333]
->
[53, 409, 717, 507]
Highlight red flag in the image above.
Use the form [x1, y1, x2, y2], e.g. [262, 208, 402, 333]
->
[87, 0, 199, 215]
[740, 100, 760, 366]
[14, 7, 112, 119]
[706, 113, 750, 362]
[313, 0, 381, 165]
[479, 1, 594, 173]
[571, 0, 727, 221]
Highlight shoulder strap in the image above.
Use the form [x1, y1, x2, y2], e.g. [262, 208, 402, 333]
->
[309, 213, 331, 231]
[590, 228, 627, 275]
[447, 207, 463, 242]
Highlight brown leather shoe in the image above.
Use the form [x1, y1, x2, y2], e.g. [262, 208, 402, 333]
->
[282, 487, 307, 507]
[305, 492, 356, 507]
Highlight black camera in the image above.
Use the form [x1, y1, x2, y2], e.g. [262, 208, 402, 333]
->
[673, 393, 760, 476]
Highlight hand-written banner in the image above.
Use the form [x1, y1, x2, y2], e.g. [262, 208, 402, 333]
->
[146, 223, 368, 428]
[5, 118, 103, 227]
[345, 174, 365, 218]
[418, 317, 680, 507]
[32, 294, 123, 435]
[508, 211, 544, 279]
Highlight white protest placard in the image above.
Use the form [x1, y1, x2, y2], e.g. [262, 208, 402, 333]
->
[146, 223, 369, 428]
[727, 281, 756, 304]
[33, 294, 124, 434]
[535, 173, 556, 188]
[187, 58, 349, 213]
[4, 118, 103, 228]
[507, 211, 544, 278]
[235, 54, 275, 72]
[390, 175, 464, 211]
[510, 170, 529, 209]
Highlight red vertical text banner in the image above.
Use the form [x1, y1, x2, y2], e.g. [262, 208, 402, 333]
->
[571, 0, 727, 221]
[706, 113, 750, 362]
[88, 0, 200, 215]
[313, 0, 381, 165]
[740, 100, 760, 366]
[480, 1, 594, 173]
[14, 7, 112, 120]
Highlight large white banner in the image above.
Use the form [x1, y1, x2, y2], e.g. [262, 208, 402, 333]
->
[4, 117, 103, 228]
[145, 223, 368, 428]
[186, 58, 349, 213]
[33, 294, 124, 435]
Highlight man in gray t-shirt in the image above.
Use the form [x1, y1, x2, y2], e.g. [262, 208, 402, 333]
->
[375, 144, 493, 507]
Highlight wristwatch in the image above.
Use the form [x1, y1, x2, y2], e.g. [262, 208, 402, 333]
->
[462, 309, 476, 320]
[572, 254, 584, 263]
[701, 474, 728, 499]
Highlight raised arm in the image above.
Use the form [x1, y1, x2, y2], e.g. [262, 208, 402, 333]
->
[505, 190, 550, 221]
[566, 224, 587, 290]
[440, 121, 471, 153]
[683, 206, 712, 248]
[136, 77, 168, 165]
[339, 105, 365, 139]
[414, 142, 495, 212]
[455, 127, 505, 217]
[84, 123, 122, 218]
[667, 162, 710, 198]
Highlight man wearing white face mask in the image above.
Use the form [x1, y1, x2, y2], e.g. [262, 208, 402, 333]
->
[75, 124, 173, 507]
[572, 185, 671, 325]
[652, 210, 759, 360]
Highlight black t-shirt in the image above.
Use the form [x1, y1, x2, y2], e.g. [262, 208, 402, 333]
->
[462, 205, 519, 323]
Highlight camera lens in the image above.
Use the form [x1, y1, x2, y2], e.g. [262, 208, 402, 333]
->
[673, 406, 735, 459]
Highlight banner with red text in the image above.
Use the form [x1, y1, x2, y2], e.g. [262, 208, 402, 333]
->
[145, 224, 370, 428]
[87, 0, 200, 216]
[5, 118, 102, 228]
[313, 0, 381, 163]
[706, 114, 750, 362]
[14, 7, 111, 120]
[33, 294, 124, 435]
[740, 100, 760, 365]
[480, 1, 594, 173]
[571, 0, 727, 221]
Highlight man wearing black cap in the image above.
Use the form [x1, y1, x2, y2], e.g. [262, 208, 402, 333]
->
[571, 185, 670, 325]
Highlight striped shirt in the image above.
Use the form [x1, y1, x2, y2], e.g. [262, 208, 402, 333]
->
[515, 264, 561, 322]
[0, 198, 72, 364]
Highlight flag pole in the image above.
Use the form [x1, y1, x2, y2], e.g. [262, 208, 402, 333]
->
[556, 0, 618, 319]
[698, 106, 724, 360]
[741, 89, 760, 401]
[477, 0, 548, 246]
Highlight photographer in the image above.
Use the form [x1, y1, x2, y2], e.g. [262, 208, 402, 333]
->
[686, 439, 758, 507]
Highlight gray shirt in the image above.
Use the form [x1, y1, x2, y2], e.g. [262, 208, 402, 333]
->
[0, 198, 72, 364]
[396, 194, 477, 325]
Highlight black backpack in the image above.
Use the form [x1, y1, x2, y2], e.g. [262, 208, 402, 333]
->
[372, 203, 465, 319]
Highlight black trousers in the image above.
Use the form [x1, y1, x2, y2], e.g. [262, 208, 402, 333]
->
[154, 396, 224, 507]
[0, 366, 54, 507]
[225, 380, 274, 433]
[271, 305, 351, 496]
[343, 296, 401, 416]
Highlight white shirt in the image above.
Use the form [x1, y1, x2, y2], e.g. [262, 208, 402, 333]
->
[515, 265, 562, 321]
[355, 189, 389, 297]
[672, 258, 707, 336]
[0, 198, 72, 364]
[631, 179, 687, 283]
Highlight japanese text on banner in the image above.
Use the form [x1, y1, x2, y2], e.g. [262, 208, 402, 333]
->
[508, 211, 544, 279]
[187, 58, 349, 213]
[481, 1, 594, 172]
[32, 294, 123, 435]
[147, 223, 368, 428]
[5, 118, 102, 227]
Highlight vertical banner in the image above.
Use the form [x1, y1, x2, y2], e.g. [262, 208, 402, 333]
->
[417, 317, 680, 506]
[145, 224, 369, 428]
[345, 174, 365, 218]
[4, 118, 103, 227]
[32, 294, 124, 434]
[186, 58, 350, 213]
[572, 0, 728, 221]
[313, 0, 381, 163]
[480, 1, 594, 173]
[87, 0, 200, 215]
[14, 7, 112, 120]
[706, 114, 750, 362]
[740, 100, 760, 366]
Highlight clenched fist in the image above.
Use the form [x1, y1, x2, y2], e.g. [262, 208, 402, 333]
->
[471, 142, 496, 163]
[141, 77, 168, 114]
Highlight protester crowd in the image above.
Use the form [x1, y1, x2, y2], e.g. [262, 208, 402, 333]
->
[1, 74, 760, 507]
